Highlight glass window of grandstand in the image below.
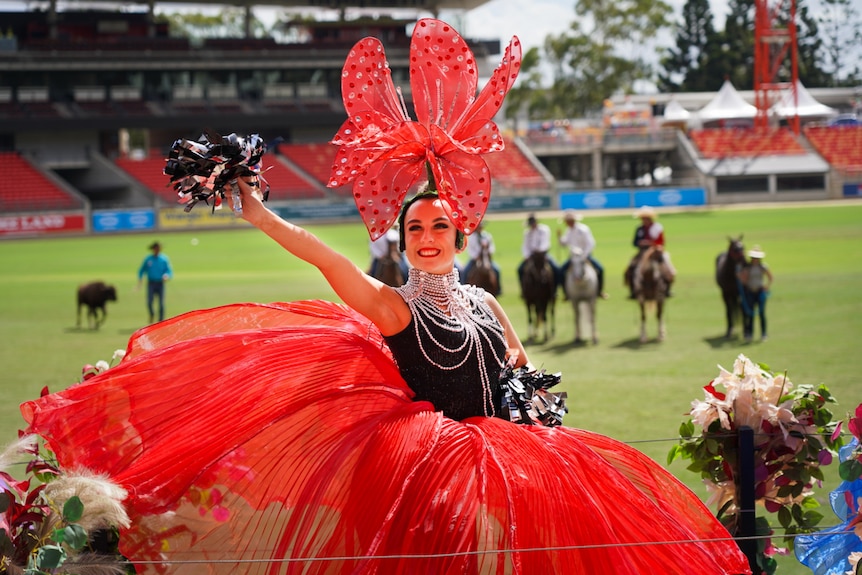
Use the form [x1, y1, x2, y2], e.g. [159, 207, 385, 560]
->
[776, 174, 825, 192]
[716, 177, 769, 194]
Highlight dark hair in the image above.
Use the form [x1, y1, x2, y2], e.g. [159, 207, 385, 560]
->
[397, 190, 466, 252]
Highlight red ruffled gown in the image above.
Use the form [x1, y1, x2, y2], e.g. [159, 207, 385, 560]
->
[22, 297, 750, 575]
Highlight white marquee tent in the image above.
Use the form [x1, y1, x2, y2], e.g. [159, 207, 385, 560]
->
[696, 80, 757, 123]
[661, 97, 691, 122]
[773, 80, 837, 119]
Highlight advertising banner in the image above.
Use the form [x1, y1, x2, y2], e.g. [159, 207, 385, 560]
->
[559, 190, 631, 211]
[559, 187, 706, 211]
[0, 213, 86, 236]
[92, 209, 156, 233]
[634, 188, 706, 208]
[488, 195, 552, 212]
[842, 182, 862, 197]
[158, 206, 251, 229]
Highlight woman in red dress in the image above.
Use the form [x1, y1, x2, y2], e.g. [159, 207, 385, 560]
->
[21, 18, 750, 575]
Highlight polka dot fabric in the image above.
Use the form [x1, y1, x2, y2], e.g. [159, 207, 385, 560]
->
[328, 18, 522, 240]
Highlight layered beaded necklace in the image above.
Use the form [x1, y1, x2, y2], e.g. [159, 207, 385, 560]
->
[395, 268, 506, 416]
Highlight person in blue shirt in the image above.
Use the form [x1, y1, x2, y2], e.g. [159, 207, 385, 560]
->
[137, 241, 173, 323]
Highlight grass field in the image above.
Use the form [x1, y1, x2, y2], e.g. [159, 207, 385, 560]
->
[2, 201, 861, 573]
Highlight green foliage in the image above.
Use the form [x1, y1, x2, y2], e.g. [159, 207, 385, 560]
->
[659, 0, 726, 92]
[818, 0, 862, 85]
[158, 8, 269, 39]
[536, 0, 671, 116]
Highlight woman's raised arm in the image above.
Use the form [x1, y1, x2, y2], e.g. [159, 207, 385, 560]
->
[229, 178, 410, 336]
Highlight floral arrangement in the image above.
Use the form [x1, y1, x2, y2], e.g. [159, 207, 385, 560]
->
[1, 351, 130, 575]
[669, 354, 844, 575]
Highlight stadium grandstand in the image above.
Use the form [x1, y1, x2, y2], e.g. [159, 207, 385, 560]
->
[0, 0, 860, 237]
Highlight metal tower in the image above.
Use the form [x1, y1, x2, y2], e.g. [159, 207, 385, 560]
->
[753, 0, 799, 133]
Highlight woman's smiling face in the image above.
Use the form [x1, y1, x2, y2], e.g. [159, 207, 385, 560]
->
[402, 197, 462, 274]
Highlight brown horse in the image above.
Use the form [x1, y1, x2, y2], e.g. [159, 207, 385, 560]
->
[520, 252, 556, 343]
[465, 242, 500, 296]
[372, 241, 406, 287]
[632, 246, 672, 343]
[716, 235, 746, 338]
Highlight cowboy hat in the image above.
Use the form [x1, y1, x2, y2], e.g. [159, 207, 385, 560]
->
[747, 245, 766, 258]
[634, 206, 657, 219]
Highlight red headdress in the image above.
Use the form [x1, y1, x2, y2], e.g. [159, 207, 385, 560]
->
[328, 18, 522, 240]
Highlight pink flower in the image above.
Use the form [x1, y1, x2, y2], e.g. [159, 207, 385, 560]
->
[328, 18, 522, 239]
[849, 403, 862, 440]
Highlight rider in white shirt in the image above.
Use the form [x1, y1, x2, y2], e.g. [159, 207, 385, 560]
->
[557, 211, 607, 299]
[517, 214, 560, 296]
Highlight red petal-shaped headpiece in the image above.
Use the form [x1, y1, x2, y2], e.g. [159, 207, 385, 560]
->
[328, 18, 521, 240]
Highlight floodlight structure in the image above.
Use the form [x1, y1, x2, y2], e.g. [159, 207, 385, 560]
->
[753, 0, 800, 133]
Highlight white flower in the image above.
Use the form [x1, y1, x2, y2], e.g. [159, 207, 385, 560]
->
[95, 360, 110, 373]
[112, 349, 126, 363]
[691, 399, 723, 430]
[42, 469, 130, 531]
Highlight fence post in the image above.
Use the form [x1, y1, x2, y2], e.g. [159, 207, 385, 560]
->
[737, 425, 762, 575]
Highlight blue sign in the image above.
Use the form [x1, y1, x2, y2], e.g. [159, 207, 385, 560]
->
[558, 190, 631, 211]
[559, 187, 707, 211]
[634, 188, 706, 207]
[842, 182, 862, 197]
[93, 209, 156, 232]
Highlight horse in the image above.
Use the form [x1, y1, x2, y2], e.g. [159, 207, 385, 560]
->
[465, 241, 500, 296]
[372, 241, 406, 287]
[563, 247, 598, 345]
[715, 235, 746, 339]
[520, 251, 556, 343]
[632, 246, 672, 343]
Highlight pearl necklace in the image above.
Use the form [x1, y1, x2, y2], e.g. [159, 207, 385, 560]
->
[395, 268, 506, 416]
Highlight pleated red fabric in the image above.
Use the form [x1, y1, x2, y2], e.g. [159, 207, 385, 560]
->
[21, 301, 750, 575]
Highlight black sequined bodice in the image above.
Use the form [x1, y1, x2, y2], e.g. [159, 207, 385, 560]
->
[384, 269, 507, 421]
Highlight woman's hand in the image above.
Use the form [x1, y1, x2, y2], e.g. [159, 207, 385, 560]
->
[225, 177, 267, 226]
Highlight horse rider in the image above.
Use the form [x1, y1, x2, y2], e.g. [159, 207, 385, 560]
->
[463, 221, 501, 293]
[625, 205, 675, 298]
[518, 213, 560, 296]
[557, 210, 608, 300]
[368, 224, 409, 280]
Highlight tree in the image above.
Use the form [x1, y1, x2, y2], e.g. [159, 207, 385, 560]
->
[504, 47, 550, 130]
[659, 0, 724, 92]
[818, 0, 862, 86]
[717, 0, 756, 89]
[539, 0, 672, 117]
[791, 0, 831, 87]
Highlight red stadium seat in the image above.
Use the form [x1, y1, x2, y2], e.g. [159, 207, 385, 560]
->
[0, 152, 84, 212]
